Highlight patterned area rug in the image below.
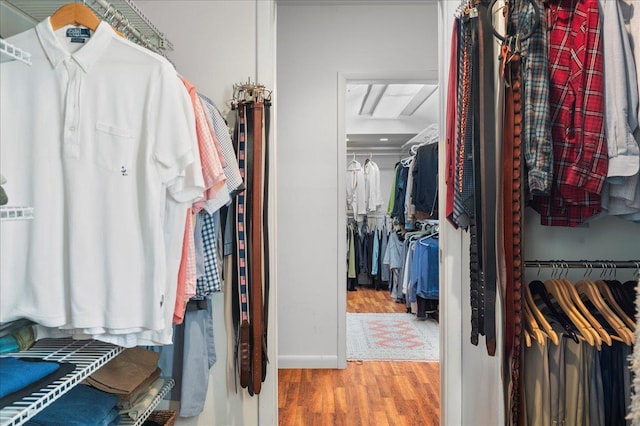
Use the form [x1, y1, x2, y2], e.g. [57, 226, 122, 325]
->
[347, 313, 439, 361]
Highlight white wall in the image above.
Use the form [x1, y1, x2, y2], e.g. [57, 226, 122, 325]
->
[276, 2, 438, 368]
[134, 2, 277, 425]
[523, 212, 640, 281]
[436, 1, 503, 425]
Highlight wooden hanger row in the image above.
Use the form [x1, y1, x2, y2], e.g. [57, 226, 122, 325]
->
[523, 274, 636, 349]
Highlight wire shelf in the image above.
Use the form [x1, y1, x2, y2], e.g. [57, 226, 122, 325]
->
[0, 207, 34, 221]
[0, 339, 123, 426]
[0, 39, 31, 64]
[119, 378, 175, 426]
[3, 0, 172, 55]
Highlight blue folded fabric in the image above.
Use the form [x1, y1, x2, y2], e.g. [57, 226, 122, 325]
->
[0, 357, 60, 398]
[0, 362, 76, 409]
[0, 336, 19, 354]
[104, 409, 120, 426]
[26, 384, 119, 426]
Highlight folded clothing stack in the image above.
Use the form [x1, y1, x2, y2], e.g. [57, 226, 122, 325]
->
[0, 319, 36, 354]
[119, 377, 166, 421]
[83, 347, 164, 420]
[26, 384, 120, 426]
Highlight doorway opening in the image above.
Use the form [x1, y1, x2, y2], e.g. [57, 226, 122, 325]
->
[342, 79, 441, 363]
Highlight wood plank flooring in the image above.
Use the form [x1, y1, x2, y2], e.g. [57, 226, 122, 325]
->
[278, 286, 440, 426]
[278, 361, 440, 426]
[347, 286, 407, 314]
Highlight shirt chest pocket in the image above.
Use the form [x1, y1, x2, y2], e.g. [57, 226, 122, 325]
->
[94, 122, 133, 173]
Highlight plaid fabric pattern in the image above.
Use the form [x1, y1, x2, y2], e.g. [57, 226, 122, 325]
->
[236, 107, 249, 321]
[180, 78, 226, 201]
[173, 208, 194, 324]
[199, 95, 245, 196]
[516, 0, 554, 195]
[195, 211, 222, 297]
[185, 210, 197, 300]
[532, 0, 607, 226]
[193, 95, 226, 200]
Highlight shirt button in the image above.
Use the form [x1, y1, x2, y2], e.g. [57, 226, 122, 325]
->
[69, 126, 76, 132]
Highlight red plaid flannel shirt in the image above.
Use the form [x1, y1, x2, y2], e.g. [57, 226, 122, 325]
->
[532, 0, 608, 226]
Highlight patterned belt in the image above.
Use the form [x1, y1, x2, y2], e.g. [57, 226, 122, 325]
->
[235, 106, 251, 390]
[502, 40, 524, 425]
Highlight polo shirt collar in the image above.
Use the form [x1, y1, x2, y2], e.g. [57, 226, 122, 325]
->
[36, 18, 114, 73]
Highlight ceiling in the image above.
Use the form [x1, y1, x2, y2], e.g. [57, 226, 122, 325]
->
[346, 82, 439, 155]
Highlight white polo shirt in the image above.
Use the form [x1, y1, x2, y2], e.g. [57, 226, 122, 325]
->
[0, 19, 203, 334]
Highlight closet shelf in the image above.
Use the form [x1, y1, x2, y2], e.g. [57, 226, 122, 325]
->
[3, 0, 172, 55]
[0, 339, 123, 426]
[0, 206, 34, 221]
[0, 39, 31, 65]
[119, 378, 175, 426]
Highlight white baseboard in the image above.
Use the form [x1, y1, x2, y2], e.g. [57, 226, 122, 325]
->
[278, 355, 340, 369]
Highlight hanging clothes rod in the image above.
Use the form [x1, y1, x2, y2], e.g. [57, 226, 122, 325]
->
[524, 260, 640, 269]
[347, 212, 388, 218]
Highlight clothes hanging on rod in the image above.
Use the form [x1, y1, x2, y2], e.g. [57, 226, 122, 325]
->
[346, 154, 384, 221]
[346, 220, 389, 291]
[525, 0, 640, 226]
[382, 222, 439, 318]
[0, 15, 204, 346]
[521, 262, 639, 426]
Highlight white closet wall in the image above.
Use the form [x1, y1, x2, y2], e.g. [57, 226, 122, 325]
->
[276, 2, 437, 369]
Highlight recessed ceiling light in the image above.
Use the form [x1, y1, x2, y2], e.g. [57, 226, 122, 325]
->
[379, 138, 389, 142]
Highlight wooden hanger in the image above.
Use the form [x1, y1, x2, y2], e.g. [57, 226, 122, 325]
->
[523, 283, 559, 346]
[557, 278, 612, 347]
[522, 298, 545, 346]
[50, 2, 125, 38]
[523, 329, 532, 348]
[575, 279, 634, 345]
[528, 281, 575, 344]
[595, 280, 635, 331]
[543, 278, 598, 347]
[50, 3, 101, 31]
[556, 278, 603, 350]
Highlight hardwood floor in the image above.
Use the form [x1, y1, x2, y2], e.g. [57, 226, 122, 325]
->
[278, 361, 440, 426]
[278, 286, 441, 426]
[347, 286, 407, 314]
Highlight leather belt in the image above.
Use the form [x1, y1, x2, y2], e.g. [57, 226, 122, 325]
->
[502, 40, 524, 425]
[261, 100, 271, 383]
[477, 0, 498, 356]
[458, 13, 482, 346]
[249, 102, 264, 395]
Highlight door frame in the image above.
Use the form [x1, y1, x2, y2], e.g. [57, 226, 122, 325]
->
[336, 70, 438, 368]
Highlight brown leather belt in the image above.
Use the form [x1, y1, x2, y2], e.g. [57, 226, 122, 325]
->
[250, 103, 264, 395]
[502, 41, 524, 425]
